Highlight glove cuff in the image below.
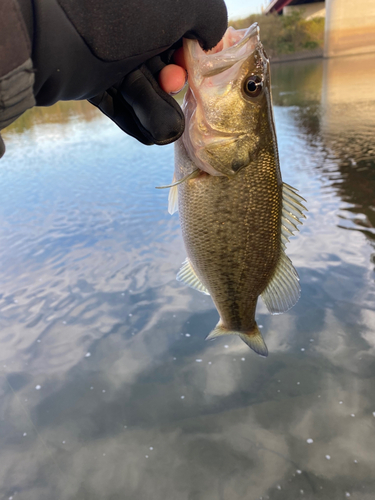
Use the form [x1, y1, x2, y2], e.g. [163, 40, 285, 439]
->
[0, 0, 35, 133]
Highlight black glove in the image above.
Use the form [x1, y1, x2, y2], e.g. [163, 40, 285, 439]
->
[19, 0, 227, 145]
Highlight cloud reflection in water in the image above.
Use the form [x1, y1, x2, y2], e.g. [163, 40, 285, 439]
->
[0, 55, 375, 499]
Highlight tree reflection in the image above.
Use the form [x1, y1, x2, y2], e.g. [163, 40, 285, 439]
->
[272, 54, 375, 250]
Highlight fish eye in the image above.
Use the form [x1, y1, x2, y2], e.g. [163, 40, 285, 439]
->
[244, 75, 263, 97]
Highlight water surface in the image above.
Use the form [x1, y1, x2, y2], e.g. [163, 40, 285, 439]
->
[1, 54, 375, 500]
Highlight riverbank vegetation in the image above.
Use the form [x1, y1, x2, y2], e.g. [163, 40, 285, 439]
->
[231, 11, 325, 58]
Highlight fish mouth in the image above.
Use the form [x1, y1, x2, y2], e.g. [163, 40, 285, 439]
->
[184, 23, 265, 78]
[181, 23, 269, 178]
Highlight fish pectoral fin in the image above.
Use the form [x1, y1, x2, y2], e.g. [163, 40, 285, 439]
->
[176, 258, 210, 295]
[158, 169, 201, 214]
[155, 168, 200, 189]
[206, 322, 268, 357]
[261, 250, 300, 315]
[168, 174, 179, 215]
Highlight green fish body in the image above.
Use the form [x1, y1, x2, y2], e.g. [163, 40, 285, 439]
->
[169, 24, 306, 356]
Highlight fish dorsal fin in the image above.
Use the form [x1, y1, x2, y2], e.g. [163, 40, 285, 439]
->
[261, 182, 307, 315]
[176, 258, 210, 295]
[168, 174, 179, 215]
[280, 182, 307, 247]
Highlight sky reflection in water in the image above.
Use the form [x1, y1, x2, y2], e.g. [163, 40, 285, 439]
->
[0, 54, 375, 500]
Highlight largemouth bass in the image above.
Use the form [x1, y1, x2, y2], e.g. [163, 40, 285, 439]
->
[167, 24, 306, 356]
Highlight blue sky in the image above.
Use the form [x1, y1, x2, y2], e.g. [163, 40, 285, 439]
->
[225, 0, 269, 19]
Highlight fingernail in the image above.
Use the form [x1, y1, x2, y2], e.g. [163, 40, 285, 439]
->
[169, 73, 188, 96]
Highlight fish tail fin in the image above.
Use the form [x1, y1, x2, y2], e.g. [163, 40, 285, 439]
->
[206, 321, 268, 357]
[239, 326, 268, 357]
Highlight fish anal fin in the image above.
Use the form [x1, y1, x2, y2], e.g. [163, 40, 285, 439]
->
[206, 322, 268, 357]
[261, 250, 300, 315]
[176, 258, 210, 295]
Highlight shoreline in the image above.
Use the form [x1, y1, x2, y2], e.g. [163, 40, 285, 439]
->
[270, 48, 324, 64]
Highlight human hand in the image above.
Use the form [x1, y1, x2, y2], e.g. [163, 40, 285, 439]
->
[158, 64, 187, 96]
[23, 0, 227, 145]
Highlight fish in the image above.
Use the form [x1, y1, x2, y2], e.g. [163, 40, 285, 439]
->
[165, 23, 306, 356]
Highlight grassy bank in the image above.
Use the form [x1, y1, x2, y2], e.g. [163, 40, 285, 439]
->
[231, 11, 324, 59]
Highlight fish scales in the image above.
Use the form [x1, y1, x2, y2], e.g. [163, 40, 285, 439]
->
[168, 23, 306, 356]
[177, 142, 282, 331]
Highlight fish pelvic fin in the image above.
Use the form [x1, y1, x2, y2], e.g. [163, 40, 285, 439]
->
[177, 258, 210, 295]
[206, 321, 268, 357]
